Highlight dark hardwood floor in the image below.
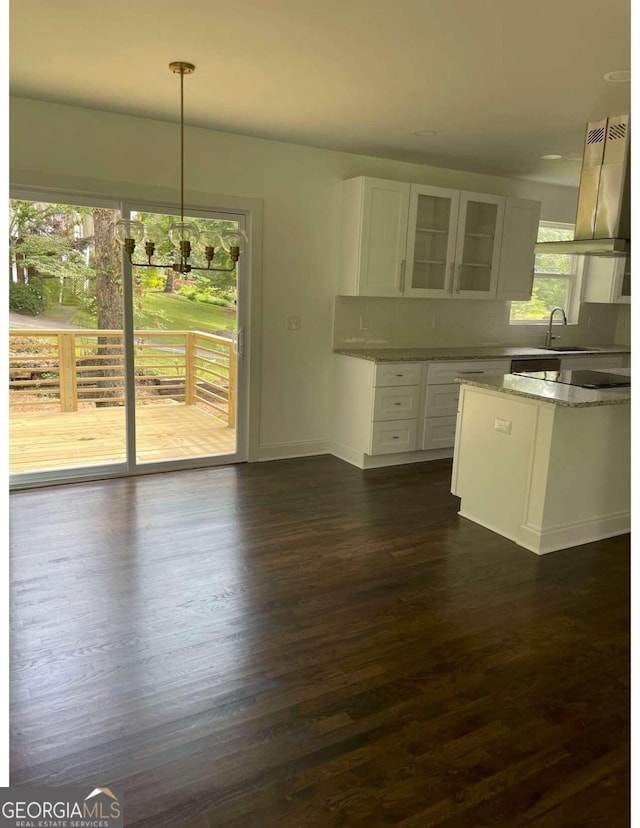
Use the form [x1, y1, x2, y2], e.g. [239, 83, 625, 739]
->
[9, 456, 629, 826]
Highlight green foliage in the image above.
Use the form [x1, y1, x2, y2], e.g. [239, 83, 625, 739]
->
[511, 277, 570, 320]
[72, 290, 236, 333]
[29, 275, 60, 308]
[511, 222, 575, 321]
[9, 282, 45, 315]
[9, 233, 89, 281]
[178, 284, 236, 307]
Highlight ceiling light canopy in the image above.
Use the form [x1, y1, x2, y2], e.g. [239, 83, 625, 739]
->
[540, 154, 562, 160]
[113, 62, 247, 274]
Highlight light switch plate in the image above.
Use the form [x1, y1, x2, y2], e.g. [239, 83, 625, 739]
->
[287, 314, 301, 331]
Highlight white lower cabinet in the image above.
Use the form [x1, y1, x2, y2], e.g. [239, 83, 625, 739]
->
[373, 386, 420, 421]
[371, 421, 418, 454]
[421, 359, 511, 452]
[332, 352, 629, 469]
[424, 384, 460, 418]
[422, 416, 458, 450]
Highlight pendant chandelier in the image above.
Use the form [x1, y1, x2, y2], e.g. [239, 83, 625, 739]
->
[113, 62, 247, 275]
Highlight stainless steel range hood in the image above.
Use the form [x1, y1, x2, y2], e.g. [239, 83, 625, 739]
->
[535, 114, 630, 257]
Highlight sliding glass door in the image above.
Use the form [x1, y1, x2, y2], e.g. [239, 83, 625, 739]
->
[9, 193, 248, 487]
[126, 205, 245, 467]
[9, 196, 128, 480]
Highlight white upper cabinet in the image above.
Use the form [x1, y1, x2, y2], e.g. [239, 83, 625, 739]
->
[495, 198, 542, 300]
[338, 177, 540, 301]
[406, 188, 511, 300]
[338, 177, 410, 296]
[404, 185, 460, 298]
[452, 192, 505, 299]
[583, 255, 631, 304]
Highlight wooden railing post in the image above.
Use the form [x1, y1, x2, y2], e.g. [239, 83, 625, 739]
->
[185, 332, 196, 405]
[58, 332, 78, 412]
[228, 343, 236, 429]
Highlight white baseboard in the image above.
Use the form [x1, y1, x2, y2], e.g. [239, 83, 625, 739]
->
[257, 440, 329, 462]
[328, 443, 453, 470]
[328, 442, 366, 468]
[459, 508, 630, 555]
[519, 512, 631, 555]
[361, 448, 453, 469]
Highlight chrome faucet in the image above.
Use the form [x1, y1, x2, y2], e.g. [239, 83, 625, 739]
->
[544, 306, 567, 348]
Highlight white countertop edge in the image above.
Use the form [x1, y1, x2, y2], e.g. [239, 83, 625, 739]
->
[456, 374, 631, 408]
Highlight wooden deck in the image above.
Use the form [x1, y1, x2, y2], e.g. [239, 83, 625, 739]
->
[9, 403, 237, 473]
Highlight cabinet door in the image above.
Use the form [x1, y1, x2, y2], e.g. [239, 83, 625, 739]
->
[404, 184, 460, 297]
[617, 258, 631, 303]
[583, 256, 630, 304]
[453, 192, 505, 299]
[356, 178, 411, 296]
[496, 198, 542, 300]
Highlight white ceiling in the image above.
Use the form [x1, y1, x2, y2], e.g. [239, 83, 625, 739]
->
[10, 0, 630, 186]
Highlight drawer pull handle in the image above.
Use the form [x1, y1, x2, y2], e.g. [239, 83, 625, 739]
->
[392, 435, 400, 439]
[394, 402, 402, 406]
[460, 370, 484, 374]
[396, 373, 404, 377]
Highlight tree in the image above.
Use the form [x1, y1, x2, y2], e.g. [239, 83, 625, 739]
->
[93, 208, 122, 330]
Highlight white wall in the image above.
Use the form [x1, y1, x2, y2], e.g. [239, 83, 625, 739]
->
[10, 96, 620, 458]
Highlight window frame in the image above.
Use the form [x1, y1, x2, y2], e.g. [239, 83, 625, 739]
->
[509, 220, 584, 325]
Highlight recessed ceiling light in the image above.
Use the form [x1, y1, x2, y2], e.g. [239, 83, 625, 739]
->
[412, 129, 438, 137]
[540, 154, 563, 160]
[603, 70, 630, 83]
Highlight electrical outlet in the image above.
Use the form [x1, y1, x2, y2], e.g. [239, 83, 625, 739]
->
[494, 418, 512, 435]
[359, 314, 369, 331]
[287, 314, 301, 331]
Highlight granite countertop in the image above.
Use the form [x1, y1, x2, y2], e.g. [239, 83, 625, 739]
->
[333, 345, 630, 362]
[456, 370, 631, 408]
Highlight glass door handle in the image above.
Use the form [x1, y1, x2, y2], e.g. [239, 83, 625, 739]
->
[234, 328, 245, 357]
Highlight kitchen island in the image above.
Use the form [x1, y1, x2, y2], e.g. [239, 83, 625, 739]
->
[451, 371, 630, 554]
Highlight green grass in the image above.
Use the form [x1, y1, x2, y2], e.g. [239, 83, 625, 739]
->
[71, 291, 236, 332]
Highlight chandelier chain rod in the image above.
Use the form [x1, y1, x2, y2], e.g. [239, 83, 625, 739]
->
[180, 68, 185, 225]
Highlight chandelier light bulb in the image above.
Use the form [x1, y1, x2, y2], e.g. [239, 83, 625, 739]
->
[220, 228, 248, 254]
[199, 231, 222, 250]
[113, 219, 144, 245]
[143, 224, 164, 246]
[168, 221, 200, 250]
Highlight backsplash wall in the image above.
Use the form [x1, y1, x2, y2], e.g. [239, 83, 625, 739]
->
[333, 296, 624, 349]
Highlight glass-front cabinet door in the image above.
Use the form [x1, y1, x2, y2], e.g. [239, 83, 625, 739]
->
[618, 257, 631, 303]
[452, 192, 504, 299]
[404, 185, 460, 297]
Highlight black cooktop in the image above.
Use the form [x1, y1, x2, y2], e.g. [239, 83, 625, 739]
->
[516, 369, 631, 389]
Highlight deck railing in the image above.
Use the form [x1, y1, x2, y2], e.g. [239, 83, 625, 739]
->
[9, 329, 236, 427]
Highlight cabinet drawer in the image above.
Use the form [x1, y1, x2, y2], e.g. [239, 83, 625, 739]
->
[374, 362, 423, 387]
[370, 421, 418, 455]
[422, 415, 458, 450]
[426, 359, 511, 385]
[373, 386, 420, 421]
[424, 383, 460, 417]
